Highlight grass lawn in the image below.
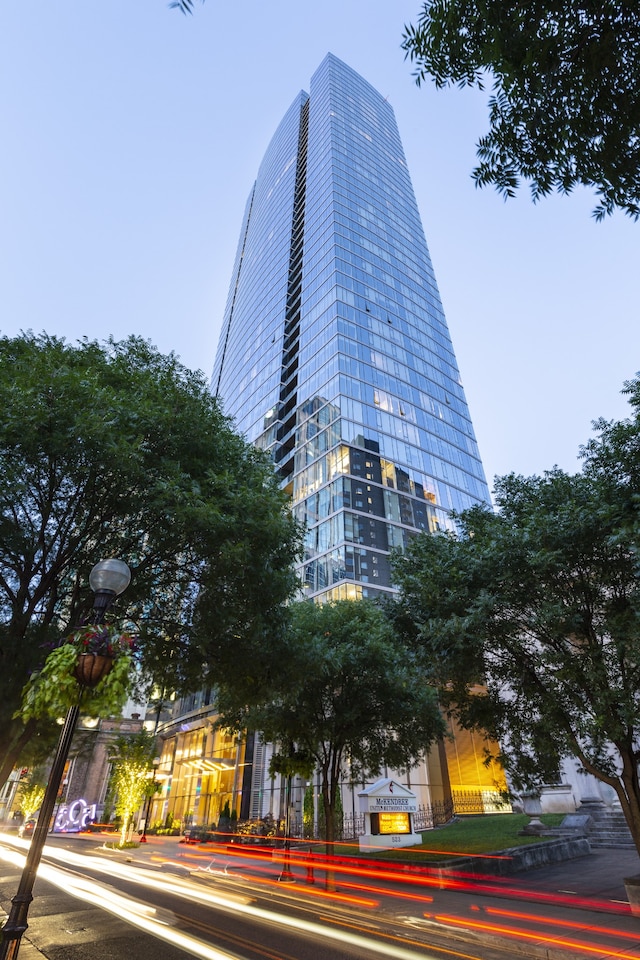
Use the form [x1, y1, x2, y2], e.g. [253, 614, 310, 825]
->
[334, 813, 565, 863]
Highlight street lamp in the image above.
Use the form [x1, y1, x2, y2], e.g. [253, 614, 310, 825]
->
[88, 559, 131, 618]
[0, 559, 131, 960]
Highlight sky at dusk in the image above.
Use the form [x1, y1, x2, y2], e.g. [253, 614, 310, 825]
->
[1, 1, 638, 495]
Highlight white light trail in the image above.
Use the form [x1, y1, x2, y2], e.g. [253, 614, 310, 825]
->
[0, 839, 242, 960]
[0, 835, 439, 960]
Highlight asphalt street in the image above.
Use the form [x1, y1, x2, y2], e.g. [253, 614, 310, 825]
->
[2, 830, 640, 960]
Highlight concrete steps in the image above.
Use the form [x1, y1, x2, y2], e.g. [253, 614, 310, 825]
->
[589, 813, 635, 849]
[579, 802, 636, 849]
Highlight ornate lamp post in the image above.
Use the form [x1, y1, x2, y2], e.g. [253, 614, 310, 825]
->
[0, 559, 131, 960]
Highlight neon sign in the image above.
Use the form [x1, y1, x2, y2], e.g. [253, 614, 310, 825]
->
[54, 798, 96, 832]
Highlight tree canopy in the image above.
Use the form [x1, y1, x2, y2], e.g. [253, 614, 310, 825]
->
[0, 332, 301, 786]
[402, 1, 640, 219]
[215, 599, 445, 850]
[392, 376, 640, 853]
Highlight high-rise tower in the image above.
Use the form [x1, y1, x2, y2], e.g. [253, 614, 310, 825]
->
[212, 54, 490, 602]
[147, 55, 501, 829]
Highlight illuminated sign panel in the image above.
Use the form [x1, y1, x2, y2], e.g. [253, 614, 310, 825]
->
[378, 812, 410, 834]
[54, 798, 96, 832]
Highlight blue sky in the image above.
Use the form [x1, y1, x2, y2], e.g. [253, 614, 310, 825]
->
[1, 1, 638, 492]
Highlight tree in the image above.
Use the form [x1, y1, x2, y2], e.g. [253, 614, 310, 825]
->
[15, 772, 46, 821]
[0, 333, 301, 789]
[392, 388, 640, 854]
[107, 731, 158, 846]
[402, 1, 640, 220]
[216, 599, 445, 856]
[581, 375, 640, 509]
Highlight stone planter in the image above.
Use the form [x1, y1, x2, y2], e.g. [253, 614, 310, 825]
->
[522, 794, 542, 816]
[518, 793, 545, 835]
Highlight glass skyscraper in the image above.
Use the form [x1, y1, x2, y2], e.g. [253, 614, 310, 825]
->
[145, 56, 502, 831]
[212, 53, 490, 602]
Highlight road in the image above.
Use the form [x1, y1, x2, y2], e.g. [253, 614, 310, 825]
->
[1, 831, 639, 960]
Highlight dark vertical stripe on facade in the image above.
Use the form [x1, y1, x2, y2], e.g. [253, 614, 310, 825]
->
[275, 98, 309, 484]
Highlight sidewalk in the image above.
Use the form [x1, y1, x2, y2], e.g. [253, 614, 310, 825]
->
[511, 844, 640, 903]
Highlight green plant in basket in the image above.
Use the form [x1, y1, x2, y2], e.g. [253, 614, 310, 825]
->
[19, 625, 139, 722]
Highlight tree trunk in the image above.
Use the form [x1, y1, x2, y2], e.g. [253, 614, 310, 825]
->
[614, 748, 640, 859]
[568, 731, 640, 860]
[120, 812, 131, 847]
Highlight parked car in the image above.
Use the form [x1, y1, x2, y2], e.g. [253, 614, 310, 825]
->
[18, 818, 36, 838]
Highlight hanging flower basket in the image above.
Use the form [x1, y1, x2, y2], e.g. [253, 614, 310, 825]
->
[20, 626, 139, 722]
[73, 653, 115, 688]
[66, 625, 138, 688]
[64, 625, 138, 659]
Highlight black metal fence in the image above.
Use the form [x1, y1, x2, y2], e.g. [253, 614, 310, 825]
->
[200, 790, 507, 844]
[451, 789, 510, 815]
[341, 812, 366, 840]
[412, 798, 455, 831]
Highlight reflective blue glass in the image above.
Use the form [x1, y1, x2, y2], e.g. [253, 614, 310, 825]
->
[211, 55, 491, 600]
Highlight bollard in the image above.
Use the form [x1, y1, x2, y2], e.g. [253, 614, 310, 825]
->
[306, 846, 315, 884]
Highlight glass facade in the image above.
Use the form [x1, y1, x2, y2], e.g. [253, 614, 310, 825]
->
[212, 54, 490, 601]
[149, 696, 249, 829]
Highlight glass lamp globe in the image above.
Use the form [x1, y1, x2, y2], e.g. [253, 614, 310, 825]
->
[89, 559, 131, 597]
